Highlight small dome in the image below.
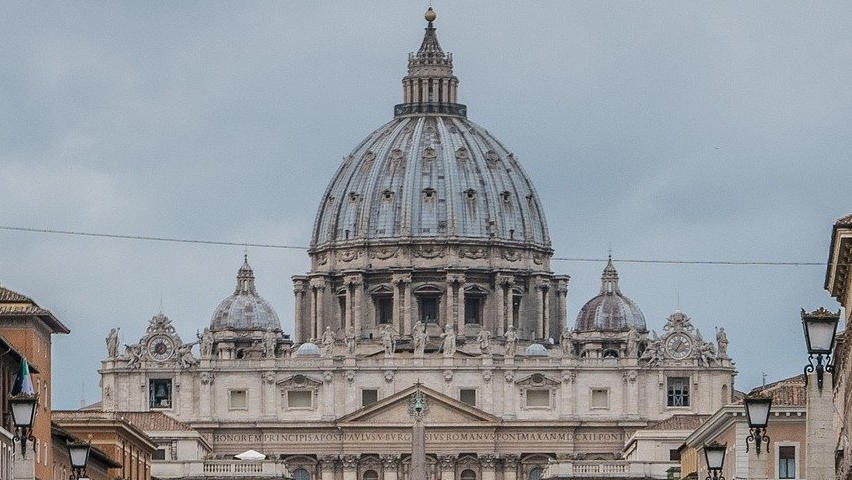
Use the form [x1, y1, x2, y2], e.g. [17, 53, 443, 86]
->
[574, 258, 646, 332]
[525, 343, 548, 356]
[294, 342, 320, 357]
[210, 256, 281, 332]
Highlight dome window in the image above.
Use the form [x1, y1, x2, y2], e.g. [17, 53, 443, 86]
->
[349, 192, 360, 202]
[464, 189, 476, 200]
[422, 188, 437, 202]
[501, 191, 512, 204]
[485, 150, 500, 168]
[455, 147, 469, 160]
[382, 189, 394, 201]
[423, 147, 436, 159]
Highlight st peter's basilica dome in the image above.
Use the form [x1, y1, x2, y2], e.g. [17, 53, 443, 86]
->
[311, 9, 549, 250]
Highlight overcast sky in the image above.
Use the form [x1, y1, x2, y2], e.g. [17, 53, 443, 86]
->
[1, 2, 849, 409]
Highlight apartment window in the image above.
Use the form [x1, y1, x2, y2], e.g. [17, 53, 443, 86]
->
[591, 388, 609, 409]
[362, 389, 378, 406]
[667, 377, 690, 407]
[376, 297, 393, 324]
[229, 390, 248, 410]
[149, 379, 172, 408]
[526, 389, 550, 408]
[778, 445, 796, 479]
[152, 449, 167, 460]
[288, 390, 313, 409]
[459, 389, 477, 406]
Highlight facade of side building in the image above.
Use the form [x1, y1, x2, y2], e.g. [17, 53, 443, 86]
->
[827, 213, 852, 480]
[0, 285, 69, 480]
[681, 375, 807, 480]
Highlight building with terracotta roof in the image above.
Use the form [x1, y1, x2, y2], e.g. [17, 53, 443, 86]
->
[681, 375, 807, 480]
[0, 285, 68, 480]
[0, 336, 38, 480]
[52, 410, 157, 480]
[52, 424, 122, 480]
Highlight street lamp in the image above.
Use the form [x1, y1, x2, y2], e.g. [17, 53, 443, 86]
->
[8, 392, 38, 456]
[744, 394, 772, 454]
[703, 442, 727, 480]
[67, 440, 91, 480]
[802, 307, 840, 390]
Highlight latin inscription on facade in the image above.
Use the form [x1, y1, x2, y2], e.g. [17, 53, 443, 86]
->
[211, 431, 623, 444]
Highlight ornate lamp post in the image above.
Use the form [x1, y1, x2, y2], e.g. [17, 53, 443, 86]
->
[8, 391, 38, 456]
[802, 307, 840, 390]
[67, 440, 91, 480]
[744, 394, 772, 454]
[703, 442, 727, 480]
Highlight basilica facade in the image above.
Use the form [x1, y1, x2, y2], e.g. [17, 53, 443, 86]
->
[97, 9, 736, 480]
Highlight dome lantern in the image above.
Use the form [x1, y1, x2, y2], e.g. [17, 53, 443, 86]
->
[395, 7, 466, 117]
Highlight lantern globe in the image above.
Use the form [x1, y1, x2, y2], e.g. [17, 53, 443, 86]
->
[68, 441, 91, 469]
[704, 442, 727, 471]
[9, 393, 38, 428]
[744, 395, 772, 428]
[803, 315, 838, 355]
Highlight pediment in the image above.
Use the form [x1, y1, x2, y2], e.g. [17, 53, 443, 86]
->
[277, 374, 323, 389]
[515, 373, 560, 387]
[337, 384, 499, 425]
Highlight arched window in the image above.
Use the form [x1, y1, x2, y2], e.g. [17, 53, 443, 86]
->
[529, 467, 543, 480]
[363, 470, 379, 480]
[293, 468, 310, 480]
[461, 469, 477, 480]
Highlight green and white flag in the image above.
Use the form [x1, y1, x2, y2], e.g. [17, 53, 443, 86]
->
[11, 358, 34, 396]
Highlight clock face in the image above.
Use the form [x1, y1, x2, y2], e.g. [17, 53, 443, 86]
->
[665, 333, 693, 360]
[147, 334, 176, 362]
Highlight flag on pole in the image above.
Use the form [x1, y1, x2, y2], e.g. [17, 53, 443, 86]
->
[11, 357, 34, 396]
